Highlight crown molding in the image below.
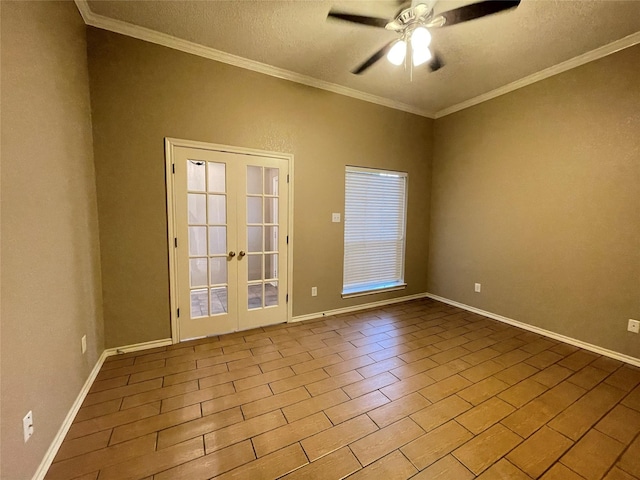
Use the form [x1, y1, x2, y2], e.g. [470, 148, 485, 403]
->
[75, 1, 640, 122]
[434, 30, 640, 118]
[73, 0, 434, 119]
[74, 0, 92, 24]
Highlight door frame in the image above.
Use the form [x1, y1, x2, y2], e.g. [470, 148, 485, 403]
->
[165, 137, 294, 344]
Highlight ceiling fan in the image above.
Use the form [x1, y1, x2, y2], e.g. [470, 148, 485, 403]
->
[328, 0, 521, 74]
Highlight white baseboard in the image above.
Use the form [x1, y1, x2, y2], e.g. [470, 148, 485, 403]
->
[426, 293, 640, 368]
[291, 292, 430, 323]
[32, 349, 109, 480]
[106, 338, 173, 355]
[33, 337, 174, 480]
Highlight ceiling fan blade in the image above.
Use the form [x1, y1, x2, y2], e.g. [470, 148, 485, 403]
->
[352, 41, 396, 75]
[327, 11, 389, 28]
[428, 51, 445, 72]
[440, 0, 520, 26]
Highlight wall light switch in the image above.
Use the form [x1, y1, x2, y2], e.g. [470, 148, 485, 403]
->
[332, 213, 341, 223]
[311, 287, 318, 297]
[474, 283, 481, 293]
[81, 335, 87, 354]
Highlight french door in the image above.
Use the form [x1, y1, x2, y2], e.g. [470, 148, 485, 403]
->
[169, 142, 289, 341]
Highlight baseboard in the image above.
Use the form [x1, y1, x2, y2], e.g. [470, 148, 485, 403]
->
[291, 292, 430, 323]
[106, 338, 173, 355]
[32, 349, 109, 480]
[426, 293, 640, 368]
[33, 337, 174, 480]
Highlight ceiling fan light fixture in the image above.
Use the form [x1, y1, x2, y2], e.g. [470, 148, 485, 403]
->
[387, 40, 407, 66]
[411, 26, 432, 49]
[410, 26, 432, 66]
[412, 45, 432, 66]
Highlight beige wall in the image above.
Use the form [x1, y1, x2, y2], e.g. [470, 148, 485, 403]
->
[86, 29, 433, 348]
[0, 2, 104, 479]
[2, 4, 637, 477]
[429, 45, 640, 358]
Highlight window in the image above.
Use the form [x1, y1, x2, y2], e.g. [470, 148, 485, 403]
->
[342, 166, 408, 297]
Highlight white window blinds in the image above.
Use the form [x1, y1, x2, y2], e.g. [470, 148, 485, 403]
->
[342, 166, 408, 296]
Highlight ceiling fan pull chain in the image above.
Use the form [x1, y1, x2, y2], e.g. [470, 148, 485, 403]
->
[410, 56, 414, 82]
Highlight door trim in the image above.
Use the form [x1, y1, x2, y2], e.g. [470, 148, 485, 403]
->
[165, 137, 294, 344]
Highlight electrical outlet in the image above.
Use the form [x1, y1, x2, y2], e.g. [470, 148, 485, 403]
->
[332, 213, 341, 223]
[23, 411, 33, 443]
[81, 335, 87, 354]
[474, 283, 481, 293]
[628, 319, 640, 334]
[311, 286, 318, 297]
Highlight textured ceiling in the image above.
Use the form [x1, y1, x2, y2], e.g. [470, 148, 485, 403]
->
[85, 0, 640, 116]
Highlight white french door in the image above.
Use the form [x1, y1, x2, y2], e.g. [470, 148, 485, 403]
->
[168, 141, 290, 341]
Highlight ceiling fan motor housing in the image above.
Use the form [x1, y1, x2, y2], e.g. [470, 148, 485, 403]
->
[399, 9, 417, 25]
[387, 3, 434, 32]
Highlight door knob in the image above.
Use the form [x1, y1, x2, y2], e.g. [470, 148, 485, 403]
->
[238, 251, 246, 258]
[228, 251, 236, 258]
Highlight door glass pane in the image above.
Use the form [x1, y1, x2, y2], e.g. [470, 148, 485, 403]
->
[207, 162, 226, 193]
[248, 284, 262, 309]
[210, 287, 228, 314]
[189, 226, 207, 256]
[264, 168, 279, 195]
[247, 226, 262, 253]
[248, 254, 262, 281]
[247, 166, 263, 194]
[265, 226, 278, 252]
[187, 160, 206, 191]
[265, 282, 278, 307]
[188, 194, 206, 224]
[186, 158, 285, 324]
[210, 257, 227, 285]
[265, 254, 278, 280]
[247, 197, 263, 223]
[190, 289, 208, 318]
[208, 226, 226, 255]
[190, 258, 208, 287]
[265, 198, 278, 224]
[208, 195, 226, 224]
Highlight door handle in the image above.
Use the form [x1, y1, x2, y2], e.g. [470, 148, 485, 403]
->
[228, 251, 236, 258]
[238, 251, 246, 258]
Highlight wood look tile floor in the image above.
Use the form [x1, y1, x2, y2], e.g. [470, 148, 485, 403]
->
[46, 299, 640, 480]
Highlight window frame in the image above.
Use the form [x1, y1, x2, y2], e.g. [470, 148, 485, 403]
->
[341, 166, 408, 298]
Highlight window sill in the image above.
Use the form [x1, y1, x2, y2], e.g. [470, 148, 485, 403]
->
[341, 283, 407, 299]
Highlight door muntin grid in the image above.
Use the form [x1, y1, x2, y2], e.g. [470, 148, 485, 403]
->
[246, 166, 279, 310]
[187, 160, 229, 318]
